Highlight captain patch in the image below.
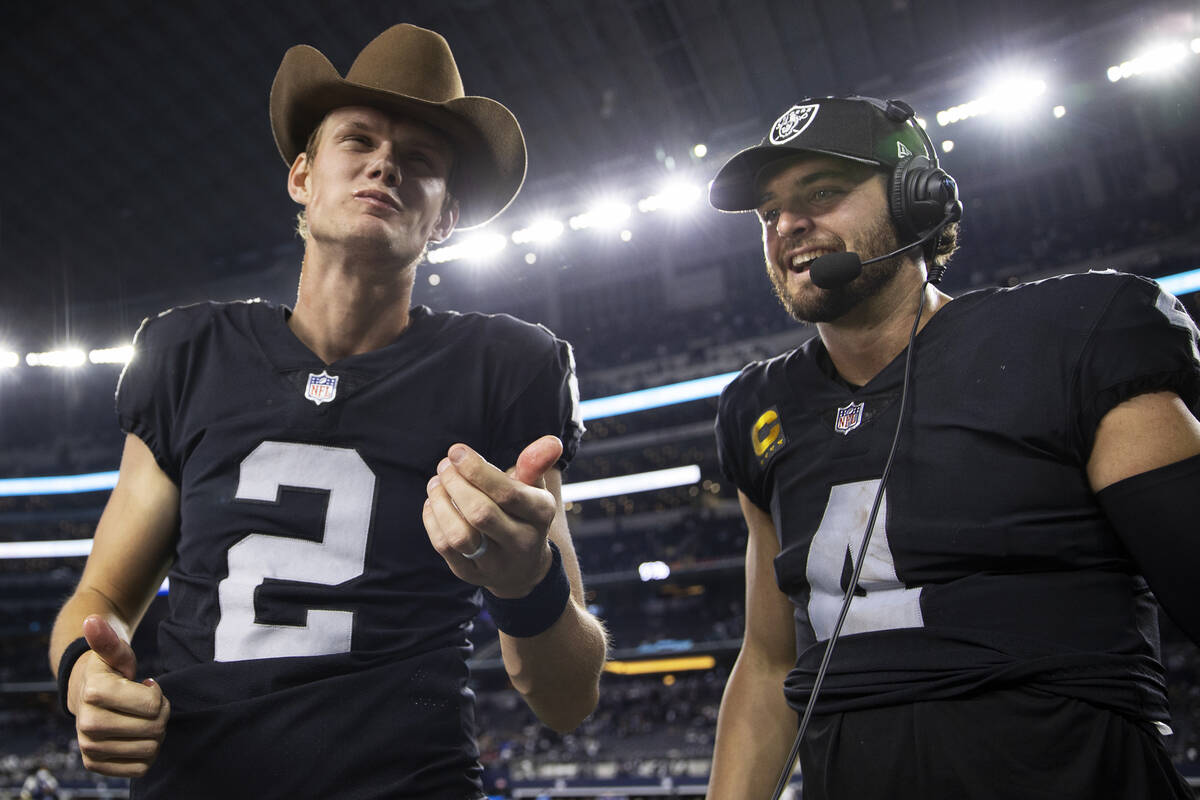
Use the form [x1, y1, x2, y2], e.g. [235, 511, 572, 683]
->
[752, 407, 786, 466]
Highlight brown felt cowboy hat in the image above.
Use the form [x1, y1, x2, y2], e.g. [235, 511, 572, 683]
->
[270, 23, 526, 230]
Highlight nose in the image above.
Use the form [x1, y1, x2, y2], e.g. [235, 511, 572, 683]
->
[774, 207, 812, 239]
[367, 146, 400, 186]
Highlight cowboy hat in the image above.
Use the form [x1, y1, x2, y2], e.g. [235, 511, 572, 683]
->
[270, 23, 526, 230]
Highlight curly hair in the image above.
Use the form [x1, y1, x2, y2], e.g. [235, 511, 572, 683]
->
[929, 220, 960, 273]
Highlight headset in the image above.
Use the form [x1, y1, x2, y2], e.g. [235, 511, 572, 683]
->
[878, 98, 962, 249]
[808, 97, 963, 289]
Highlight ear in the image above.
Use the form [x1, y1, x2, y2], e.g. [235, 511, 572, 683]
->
[429, 195, 460, 244]
[287, 152, 311, 206]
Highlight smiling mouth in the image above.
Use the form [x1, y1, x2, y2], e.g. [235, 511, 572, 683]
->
[786, 250, 837, 273]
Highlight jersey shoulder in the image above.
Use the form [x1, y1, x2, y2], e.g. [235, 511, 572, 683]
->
[421, 306, 566, 359]
[995, 270, 1177, 328]
[981, 270, 1200, 441]
[132, 298, 276, 351]
[719, 337, 817, 413]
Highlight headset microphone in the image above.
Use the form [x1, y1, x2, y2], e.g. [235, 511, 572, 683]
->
[807, 252, 865, 289]
[808, 203, 960, 290]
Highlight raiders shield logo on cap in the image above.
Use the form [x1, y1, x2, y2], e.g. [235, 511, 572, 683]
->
[770, 104, 820, 145]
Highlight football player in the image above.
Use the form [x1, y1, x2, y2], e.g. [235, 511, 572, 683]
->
[48, 24, 606, 799]
[706, 96, 1200, 798]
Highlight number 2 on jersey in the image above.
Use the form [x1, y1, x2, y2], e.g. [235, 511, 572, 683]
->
[215, 441, 375, 662]
[806, 479, 923, 640]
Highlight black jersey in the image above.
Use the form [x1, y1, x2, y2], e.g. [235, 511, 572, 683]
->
[715, 271, 1200, 721]
[117, 300, 583, 800]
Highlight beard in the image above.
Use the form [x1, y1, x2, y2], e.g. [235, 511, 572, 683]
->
[766, 215, 905, 323]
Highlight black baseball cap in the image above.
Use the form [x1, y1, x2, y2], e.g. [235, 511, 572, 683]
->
[708, 96, 930, 212]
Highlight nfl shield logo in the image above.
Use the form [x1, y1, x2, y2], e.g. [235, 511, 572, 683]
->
[770, 104, 820, 145]
[304, 371, 339, 406]
[834, 401, 865, 435]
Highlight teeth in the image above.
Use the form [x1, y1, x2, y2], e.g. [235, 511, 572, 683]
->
[790, 251, 831, 269]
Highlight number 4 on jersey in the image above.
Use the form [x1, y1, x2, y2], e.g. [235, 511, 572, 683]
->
[806, 479, 924, 641]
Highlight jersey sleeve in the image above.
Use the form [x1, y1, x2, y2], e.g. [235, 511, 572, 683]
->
[115, 305, 209, 484]
[1074, 274, 1200, 450]
[488, 324, 585, 473]
[715, 366, 771, 512]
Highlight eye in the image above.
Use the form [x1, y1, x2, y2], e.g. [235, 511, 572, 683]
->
[810, 187, 843, 203]
[759, 208, 780, 225]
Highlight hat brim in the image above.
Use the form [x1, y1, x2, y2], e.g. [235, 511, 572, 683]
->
[270, 45, 526, 230]
[708, 143, 880, 213]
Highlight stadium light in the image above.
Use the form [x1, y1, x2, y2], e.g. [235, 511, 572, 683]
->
[569, 201, 631, 230]
[580, 372, 739, 419]
[89, 346, 133, 365]
[0, 471, 119, 497]
[0, 350, 18, 369]
[692, 143, 708, 158]
[1157, 268, 1200, 297]
[941, 140, 955, 153]
[935, 76, 1047, 127]
[1107, 41, 1190, 82]
[637, 181, 703, 213]
[638, 560, 671, 581]
[511, 218, 564, 245]
[426, 232, 507, 264]
[26, 349, 87, 368]
[1053, 105, 1067, 119]
[604, 655, 716, 675]
[561, 464, 701, 503]
[0, 539, 94, 558]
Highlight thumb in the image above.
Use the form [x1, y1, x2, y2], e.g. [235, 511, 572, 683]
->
[510, 435, 563, 487]
[82, 615, 138, 681]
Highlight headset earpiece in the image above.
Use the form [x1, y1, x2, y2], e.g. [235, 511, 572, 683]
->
[889, 155, 961, 242]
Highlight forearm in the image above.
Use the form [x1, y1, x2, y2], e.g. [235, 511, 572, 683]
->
[708, 650, 798, 799]
[498, 599, 607, 733]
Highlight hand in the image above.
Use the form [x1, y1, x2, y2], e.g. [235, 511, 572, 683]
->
[423, 435, 562, 598]
[70, 615, 169, 778]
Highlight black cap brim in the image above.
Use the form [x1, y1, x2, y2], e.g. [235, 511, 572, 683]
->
[708, 143, 880, 212]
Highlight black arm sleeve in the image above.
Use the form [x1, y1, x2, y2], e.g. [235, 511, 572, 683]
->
[1095, 452, 1200, 646]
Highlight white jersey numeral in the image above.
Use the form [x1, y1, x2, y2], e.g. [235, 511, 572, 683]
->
[215, 442, 376, 662]
[805, 479, 923, 640]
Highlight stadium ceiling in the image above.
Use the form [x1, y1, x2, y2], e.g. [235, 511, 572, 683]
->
[0, 0, 1191, 334]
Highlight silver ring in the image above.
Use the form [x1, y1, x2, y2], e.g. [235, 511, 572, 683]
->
[461, 535, 489, 560]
